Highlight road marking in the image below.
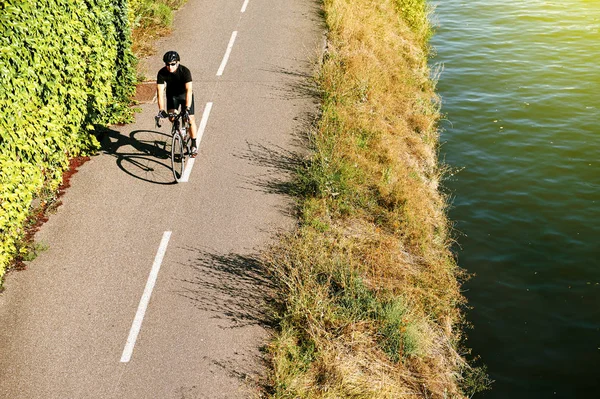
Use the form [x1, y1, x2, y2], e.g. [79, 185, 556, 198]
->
[241, 0, 249, 13]
[180, 102, 212, 182]
[196, 102, 213, 143]
[180, 158, 195, 183]
[120, 231, 172, 363]
[217, 31, 238, 76]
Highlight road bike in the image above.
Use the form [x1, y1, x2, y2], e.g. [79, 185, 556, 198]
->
[155, 111, 191, 183]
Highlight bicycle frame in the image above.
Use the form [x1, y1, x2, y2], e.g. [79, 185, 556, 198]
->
[155, 112, 191, 183]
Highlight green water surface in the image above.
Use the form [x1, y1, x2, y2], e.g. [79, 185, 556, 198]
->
[430, 0, 600, 397]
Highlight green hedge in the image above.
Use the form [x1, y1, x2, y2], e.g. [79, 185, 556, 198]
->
[0, 0, 137, 281]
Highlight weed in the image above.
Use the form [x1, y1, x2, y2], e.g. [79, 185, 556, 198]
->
[19, 242, 49, 263]
[461, 364, 494, 397]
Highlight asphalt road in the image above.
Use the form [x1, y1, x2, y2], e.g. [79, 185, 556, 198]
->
[0, 0, 324, 397]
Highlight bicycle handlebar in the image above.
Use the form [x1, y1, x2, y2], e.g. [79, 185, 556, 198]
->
[155, 112, 189, 129]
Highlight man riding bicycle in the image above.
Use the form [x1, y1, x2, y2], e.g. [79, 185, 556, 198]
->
[157, 51, 198, 157]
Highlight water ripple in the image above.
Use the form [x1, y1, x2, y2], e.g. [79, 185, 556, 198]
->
[431, 0, 600, 397]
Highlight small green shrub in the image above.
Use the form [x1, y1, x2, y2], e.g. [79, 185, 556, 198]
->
[19, 242, 49, 263]
[332, 273, 423, 363]
[379, 298, 421, 362]
[131, 0, 173, 29]
[129, 0, 188, 59]
[393, 0, 434, 44]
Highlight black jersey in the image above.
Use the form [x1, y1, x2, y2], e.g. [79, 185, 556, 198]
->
[157, 64, 192, 97]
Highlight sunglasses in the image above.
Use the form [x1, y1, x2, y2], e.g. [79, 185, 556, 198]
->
[165, 62, 177, 66]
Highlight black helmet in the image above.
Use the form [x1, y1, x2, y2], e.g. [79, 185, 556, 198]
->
[163, 51, 180, 63]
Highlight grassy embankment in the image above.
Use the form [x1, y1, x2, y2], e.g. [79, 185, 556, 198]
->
[264, 0, 490, 397]
[129, 0, 187, 59]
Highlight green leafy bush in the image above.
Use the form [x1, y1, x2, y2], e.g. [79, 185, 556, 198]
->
[0, 0, 136, 281]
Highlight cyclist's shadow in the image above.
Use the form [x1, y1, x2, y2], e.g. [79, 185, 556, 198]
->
[97, 126, 176, 185]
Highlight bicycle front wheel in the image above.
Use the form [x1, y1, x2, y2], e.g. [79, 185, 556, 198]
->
[171, 133, 185, 182]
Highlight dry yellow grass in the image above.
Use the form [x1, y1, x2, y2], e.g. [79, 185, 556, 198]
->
[129, 0, 187, 60]
[264, 0, 491, 398]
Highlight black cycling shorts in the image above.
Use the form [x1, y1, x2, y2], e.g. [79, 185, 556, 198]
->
[167, 93, 195, 115]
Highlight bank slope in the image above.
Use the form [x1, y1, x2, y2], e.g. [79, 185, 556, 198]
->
[265, 0, 490, 397]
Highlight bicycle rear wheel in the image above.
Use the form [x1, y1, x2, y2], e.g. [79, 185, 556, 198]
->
[171, 132, 185, 182]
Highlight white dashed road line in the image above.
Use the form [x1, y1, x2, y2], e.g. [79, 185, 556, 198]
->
[217, 31, 238, 76]
[196, 101, 213, 143]
[120, 231, 172, 363]
[241, 0, 249, 13]
[180, 102, 213, 182]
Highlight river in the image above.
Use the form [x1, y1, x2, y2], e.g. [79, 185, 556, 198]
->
[429, 0, 600, 397]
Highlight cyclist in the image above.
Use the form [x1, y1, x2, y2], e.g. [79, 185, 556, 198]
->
[156, 51, 198, 157]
